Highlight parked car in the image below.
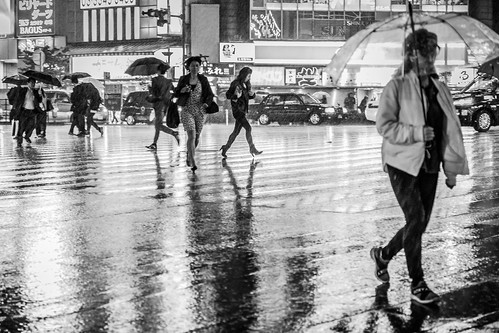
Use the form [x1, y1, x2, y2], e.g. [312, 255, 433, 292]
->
[247, 92, 337, 125]
[45, 89, 108, 123]
[364, 99, 379, 123]
[453, 74, 499, 132]
[120, 91, 155, 125]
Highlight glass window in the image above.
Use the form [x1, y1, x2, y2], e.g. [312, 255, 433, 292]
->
[251, 10, 282, 39]
[285, 95, 301, 104]
[266, 95, 284, 105]
[253, 0, 265, 7]
[283, 10, 297, 39]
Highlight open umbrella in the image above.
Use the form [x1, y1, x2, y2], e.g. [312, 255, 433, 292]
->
[2, 74, 29, 86]
[23, 70, 62, 87]
[62, 72, 91, 81]
[80, 77, 104, 98]
[125, 57, 169, 76]
[325, 12, 499, 86]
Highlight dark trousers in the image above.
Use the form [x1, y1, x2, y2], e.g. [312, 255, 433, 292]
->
[69, 112, 85, 134]
[382, 164, 438, 284]
[152, 107, 175, 144]
[224, 114, 254, 149]
[86, 111, 101, 132]
[35, 112, 47, 136]
[17, 109, 36, 141]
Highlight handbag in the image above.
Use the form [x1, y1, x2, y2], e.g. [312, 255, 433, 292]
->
[206, 101, 219, 114]
[166, 102, 180, 128]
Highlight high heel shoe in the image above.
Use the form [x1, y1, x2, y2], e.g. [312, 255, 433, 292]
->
[173, 131, 180, 145]
[219, 145, 228, 158]
[249, 145, 262, 157]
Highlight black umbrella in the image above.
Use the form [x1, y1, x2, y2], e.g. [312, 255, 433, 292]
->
[478, 56, 499, 78]
[23, 70, 62, 87]
[125, 57, 169, 76]
[2, 74, 29, 86]
[62, 72, 91, 81]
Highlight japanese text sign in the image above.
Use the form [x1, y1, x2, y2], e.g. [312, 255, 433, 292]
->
[17, 0, 55, 37]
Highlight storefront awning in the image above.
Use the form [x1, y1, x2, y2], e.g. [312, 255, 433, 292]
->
[68, 37, 182, 56]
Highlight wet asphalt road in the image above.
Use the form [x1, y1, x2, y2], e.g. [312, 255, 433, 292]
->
[0, 123, 498, 333]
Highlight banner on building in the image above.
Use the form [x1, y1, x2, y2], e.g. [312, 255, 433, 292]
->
[284, 67, 322, 87]
[80, 0, 137, 10]
[17, 0, 55, 37]
[220, 43, 255, 63]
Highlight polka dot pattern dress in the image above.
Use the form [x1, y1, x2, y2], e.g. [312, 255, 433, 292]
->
[180, 83, 205, 134]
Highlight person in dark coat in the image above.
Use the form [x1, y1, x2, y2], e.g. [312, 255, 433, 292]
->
[82, 82, 104, 136]
[69, 77, 89, 136]
[145, 63, 180, 150]
[13, 78, 43, 147]
[174, 56, 214, 172]
[7, 85, 22, 138]
[35, 87, 52, 138]
[220, 67, 262, 158]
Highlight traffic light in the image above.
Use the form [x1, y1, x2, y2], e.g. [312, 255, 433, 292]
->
[157, 8, 170, 27]
[142, 8, 170, 27]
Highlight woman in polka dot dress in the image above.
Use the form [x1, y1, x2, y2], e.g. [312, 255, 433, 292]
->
[174, 56, 214, 172]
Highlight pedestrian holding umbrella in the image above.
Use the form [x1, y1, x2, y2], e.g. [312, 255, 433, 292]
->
[363, 1, 470, 306]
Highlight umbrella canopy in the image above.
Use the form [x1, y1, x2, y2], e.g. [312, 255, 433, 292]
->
[325, 13, 499, 86]
[478, 55, 499, 78]
[79, 77, 104, 98]
[2, 74, 29, 86]
[62, 72, 91, 81]
[23, 70, 62, 87]
[125, 57, 169, 76]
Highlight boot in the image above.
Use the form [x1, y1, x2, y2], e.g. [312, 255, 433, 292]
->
[249, 145, 262, 157]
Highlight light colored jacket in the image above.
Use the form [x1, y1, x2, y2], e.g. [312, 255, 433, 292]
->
[376, 71, 469, 180]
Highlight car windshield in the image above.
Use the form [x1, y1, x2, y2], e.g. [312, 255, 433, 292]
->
[298, 94, 320, 104]
[461, 76, 499, 93]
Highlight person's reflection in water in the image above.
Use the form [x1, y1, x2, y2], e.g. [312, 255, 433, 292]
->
[360, 283, 439, 332]
[186, 160, 259, 331]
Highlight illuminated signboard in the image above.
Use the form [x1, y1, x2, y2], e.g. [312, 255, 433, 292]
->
[80, 0, 137, 10]
[17, 0, 54, 37]
[202, 63, 235, 77]
[220, 43, 255, 63]
[285, 67, 322, 87]
[250, 11, 281, 39]
[17, 37, 54, 59]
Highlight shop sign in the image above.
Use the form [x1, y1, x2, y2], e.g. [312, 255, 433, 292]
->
[17, 0, 55, 37]
[220, 43, 255, 63]
[284, 67, 322, 87]
[80, 0, 137, 10]
[72, 55, 146, 79]
[17, 37, 54, 59]
[104, 83, 122, 111]
[202, 63, 235, 77]
[251, 67, 284, 86]
[250, 11, 281, 39]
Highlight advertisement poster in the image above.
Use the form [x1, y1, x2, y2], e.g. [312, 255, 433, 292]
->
[17, 0, 55, 37]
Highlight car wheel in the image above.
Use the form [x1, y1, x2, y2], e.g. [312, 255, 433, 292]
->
[125, 115, 136, 126]
[474, 110, 492, 132]
[308, 112, 322, 125]
[258, 113, 270, 125]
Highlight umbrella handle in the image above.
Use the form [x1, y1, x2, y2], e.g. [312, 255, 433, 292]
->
[408, 1, 428, 125]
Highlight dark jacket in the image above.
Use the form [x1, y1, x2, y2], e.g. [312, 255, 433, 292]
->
[151, 75, 174, 111]
[12, 87, 43, 116]
[174, 73, 214, 107]
[226, 80, 254, 117]
[71, 83, 101, 113]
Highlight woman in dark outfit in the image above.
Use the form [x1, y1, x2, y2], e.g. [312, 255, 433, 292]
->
[174, 56, 214, 172]
[220, 67, 262, 158]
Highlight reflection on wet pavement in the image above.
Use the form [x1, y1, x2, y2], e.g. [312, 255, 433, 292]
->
[0, 124, 498, 332]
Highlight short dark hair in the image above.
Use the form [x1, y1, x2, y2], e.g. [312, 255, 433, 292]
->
[184, 56, 202, 70]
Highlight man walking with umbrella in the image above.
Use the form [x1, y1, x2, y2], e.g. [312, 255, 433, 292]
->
[371, 28, 469, 305]
[13, 77, 43, 147]
[69, 77, 90, 136]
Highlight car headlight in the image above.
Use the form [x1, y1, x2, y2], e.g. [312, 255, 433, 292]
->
[325, 107, 336, 113]
[454, 97, 474, 107]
